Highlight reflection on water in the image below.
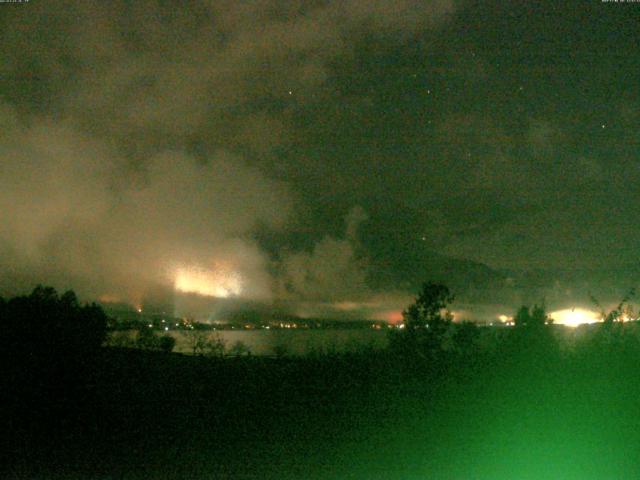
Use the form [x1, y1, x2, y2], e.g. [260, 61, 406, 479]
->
[113, 329, 389, 356]
[175, 329, 388, 356]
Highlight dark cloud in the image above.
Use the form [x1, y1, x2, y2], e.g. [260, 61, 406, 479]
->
[1, 0, 639, 317]
[0, 0, 455, 310]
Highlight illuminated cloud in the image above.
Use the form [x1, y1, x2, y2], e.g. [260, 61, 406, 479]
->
[0, 109, 288, 302]
[174, 265, 242, 298]
[0, 0, 456, 310]
[277, 207, 371, 303]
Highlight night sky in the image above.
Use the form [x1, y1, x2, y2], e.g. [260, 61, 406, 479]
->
[1, 0, 639, 320]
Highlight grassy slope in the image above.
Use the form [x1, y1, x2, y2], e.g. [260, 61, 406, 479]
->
[3, 343, 640, 480]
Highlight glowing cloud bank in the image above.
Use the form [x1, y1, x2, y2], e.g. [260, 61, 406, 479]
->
[174, 266, 242, 298]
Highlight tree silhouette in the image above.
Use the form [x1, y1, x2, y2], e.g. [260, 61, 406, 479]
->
[507, 303, 559, 364]
[514, 304, 549, 329]
[395, 281, 455, 359]
[590, 288, 635, 325]
[204, 333, 227, 358]
[403, 281, 454, 332]
[587, 289, 636, 351]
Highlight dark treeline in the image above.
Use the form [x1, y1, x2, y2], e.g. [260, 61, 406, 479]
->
[0, 285, 108, 360]
[392, 281, 640, 363]
[3, 283, 640, 479]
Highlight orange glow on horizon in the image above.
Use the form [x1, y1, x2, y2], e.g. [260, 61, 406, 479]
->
[386, 310, 404, 324]
[98, 294, 121, 304]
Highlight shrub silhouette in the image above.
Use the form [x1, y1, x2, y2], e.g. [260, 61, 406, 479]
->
[452, 321, 480, 355]
[504, 303, 560, 367]
[136, 325, 159, 350]
[157, 335, 176, 353]
[228, 340, 251, 357]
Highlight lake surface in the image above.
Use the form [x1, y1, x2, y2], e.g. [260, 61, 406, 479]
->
[111, 328, 390, 356]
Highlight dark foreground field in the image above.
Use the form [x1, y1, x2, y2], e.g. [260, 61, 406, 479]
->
[3, 342, 640, 480]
